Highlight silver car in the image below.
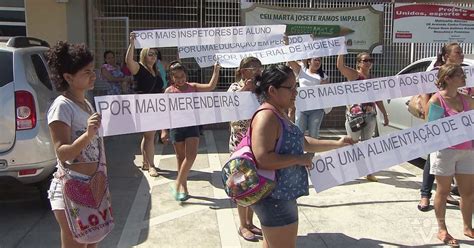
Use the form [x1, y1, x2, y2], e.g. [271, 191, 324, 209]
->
[0, 37, 58, 201]
[378, 54, 474, 137]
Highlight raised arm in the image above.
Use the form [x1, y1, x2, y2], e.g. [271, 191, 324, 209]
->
[375, 101, 389, 126]
[336, 54, 359, 81]
[126, 32, 140, 75]
[283, 35, 302, 75]
[193, 62, 221, 92]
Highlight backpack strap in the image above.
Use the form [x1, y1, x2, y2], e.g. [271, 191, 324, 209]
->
[247, 106, 287, 155]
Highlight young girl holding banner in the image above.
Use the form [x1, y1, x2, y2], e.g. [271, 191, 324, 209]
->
[336, 53, 389, 182]
[426, 64, 474, 247]
[161, 61, 221, 201]
[46, 41, 111, 247]
[228, 57, 263, 241]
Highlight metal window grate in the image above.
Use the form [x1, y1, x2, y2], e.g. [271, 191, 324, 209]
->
[91, 0, 474, 127]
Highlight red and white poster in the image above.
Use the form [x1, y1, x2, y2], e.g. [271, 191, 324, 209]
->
[393, 3, 474, 43]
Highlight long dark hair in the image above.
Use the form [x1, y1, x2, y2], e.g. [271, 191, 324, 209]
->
[304, 58, 325, 78]
[255, 64, 293, 99]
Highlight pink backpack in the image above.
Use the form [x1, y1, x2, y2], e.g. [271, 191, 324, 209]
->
[222, 108, 285, 207]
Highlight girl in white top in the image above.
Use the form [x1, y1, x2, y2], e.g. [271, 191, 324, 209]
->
[288, 57, 329, 138]
[46, 41, 105, 247]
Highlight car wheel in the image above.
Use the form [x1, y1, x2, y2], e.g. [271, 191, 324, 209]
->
[36, 176, 52, 207]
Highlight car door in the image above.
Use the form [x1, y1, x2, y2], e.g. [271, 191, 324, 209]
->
[378, 60, 433, 136]
[0, 50, 16, 153]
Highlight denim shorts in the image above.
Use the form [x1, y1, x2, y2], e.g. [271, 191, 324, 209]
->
[48, 170, 91, 210]
[170, 126, 200, 143]
[251, 197, 298, 227]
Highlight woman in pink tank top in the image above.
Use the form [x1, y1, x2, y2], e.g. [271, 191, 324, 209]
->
[161, 61, 221, 201]
[426, 64, 474, 246]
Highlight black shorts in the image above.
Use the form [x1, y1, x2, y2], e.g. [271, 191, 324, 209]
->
[169, 126, 200, 143]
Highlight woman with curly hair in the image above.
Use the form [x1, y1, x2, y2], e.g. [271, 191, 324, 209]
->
[46, 41, 109, 247]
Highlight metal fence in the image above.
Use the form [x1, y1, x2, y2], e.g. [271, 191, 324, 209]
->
[90, 0, 474, 127]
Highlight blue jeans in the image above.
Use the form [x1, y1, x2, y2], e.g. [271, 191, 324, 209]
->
[420, 156, 434, 198]
[295, 109, 325, 138]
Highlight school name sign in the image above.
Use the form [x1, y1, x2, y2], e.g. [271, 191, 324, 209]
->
[242, 2, 384, 52]
[296, 66, 474, 111]
[133, 25, 286, 48]
[94, 92, 260, 137]
[310, 110, 474, 192]
[211, 36, 347, 68]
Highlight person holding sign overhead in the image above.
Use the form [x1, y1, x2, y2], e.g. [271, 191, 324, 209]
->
[161, 61, 221, 201]
[425, 64, 474, 247]
[337, 53, 389, 182]
[250, 64, 353, 248]
[287, 56, 329, 138]
[227, 57, 263, 241]
[126, 32, 164, 177]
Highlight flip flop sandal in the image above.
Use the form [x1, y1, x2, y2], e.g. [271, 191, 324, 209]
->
[238, 227, 257, 241]
[248, 225, 262, 236]
[439, 234, 459, 247]
[148, 166, 159, 177]
[141, 165, 149, 171]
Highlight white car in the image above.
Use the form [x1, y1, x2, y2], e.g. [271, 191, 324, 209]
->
[0, 37, 58, 201]
[377, 54, 474, 137]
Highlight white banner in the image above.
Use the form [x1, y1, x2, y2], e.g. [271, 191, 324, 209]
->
[310, 110, 474, 192]
[296, 66, 474, 111]
[94, 92, 260, 137]
[393, 4, 474, 43]
[132, 25, 286, 48]
[178, 33, 311, 60]
[204, 36, 347, 68]
[187, 34, 313, 67]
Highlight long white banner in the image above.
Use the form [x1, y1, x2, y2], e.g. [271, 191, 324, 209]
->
[95, 66, 474, 136]
[296, 66, 474, 111]
[179, 35, 313, 68]
[207, 36, 347, 68]
[132, 25, 286, 48]
[310, 110, 474, 192]
[94, 92, 260, 137]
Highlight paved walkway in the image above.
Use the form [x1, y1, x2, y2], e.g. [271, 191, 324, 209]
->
[104, 129, 473, 248]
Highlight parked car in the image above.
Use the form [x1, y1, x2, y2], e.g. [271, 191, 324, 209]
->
[377, 54, 474, 137]
[0, 37, 58, 202]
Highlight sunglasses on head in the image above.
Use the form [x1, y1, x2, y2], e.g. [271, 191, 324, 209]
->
[361, 59, 374, 63]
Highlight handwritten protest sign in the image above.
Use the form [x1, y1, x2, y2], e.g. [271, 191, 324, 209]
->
[94, 92, 260, 137]
[201, 36, 347, 68]
[133, 25, 286, 48]
[296, 66, 474, 111]
[310, 110, 474, 192]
